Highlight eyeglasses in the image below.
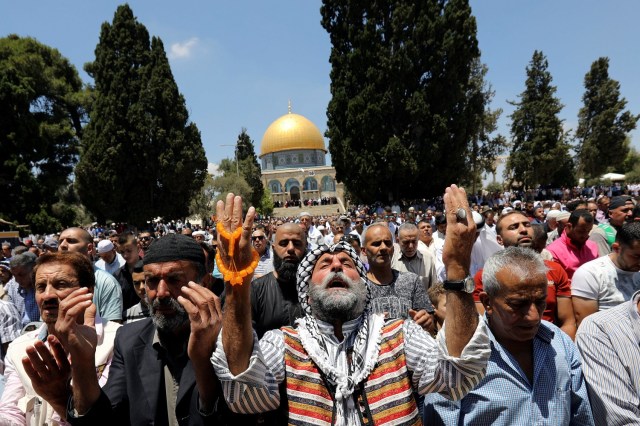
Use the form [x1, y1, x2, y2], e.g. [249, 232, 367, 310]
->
[340, 235, 359, 243]
[139, 236, 152, 241]
[355, 220, 364, 224]
[251, 236, 265, 241]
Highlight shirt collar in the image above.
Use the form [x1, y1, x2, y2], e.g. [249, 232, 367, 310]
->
[315, 315, 362, 343]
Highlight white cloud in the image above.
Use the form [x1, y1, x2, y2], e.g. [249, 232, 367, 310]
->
[168, 37, 199, 59]
[207, 162, 221, 176]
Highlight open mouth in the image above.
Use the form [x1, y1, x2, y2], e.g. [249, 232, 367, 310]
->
[327, 280, 348, 289]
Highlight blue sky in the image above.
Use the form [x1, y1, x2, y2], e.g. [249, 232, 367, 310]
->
[3, 1, 639, 176]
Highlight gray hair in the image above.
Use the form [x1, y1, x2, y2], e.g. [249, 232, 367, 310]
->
[398, 222, 418, 235]
[9, 252, 37, 269]
[482, 247, 547, 297]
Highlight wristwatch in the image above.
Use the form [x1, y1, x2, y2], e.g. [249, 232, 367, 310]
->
[443, 275, 475, 293]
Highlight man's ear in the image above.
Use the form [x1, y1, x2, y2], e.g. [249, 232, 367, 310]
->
[496, 235, 504, 247]
[479, 292, 492, 315]
[612, 242, 621, 254]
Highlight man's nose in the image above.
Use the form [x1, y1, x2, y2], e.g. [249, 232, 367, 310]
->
[156, 280, 171, 298]
[525, 303, 542, 321]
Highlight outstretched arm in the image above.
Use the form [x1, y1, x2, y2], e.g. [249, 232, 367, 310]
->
[216, 193, 256, 375]
[442, 185, 479, 357]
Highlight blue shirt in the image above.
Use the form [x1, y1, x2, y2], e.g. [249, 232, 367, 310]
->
[5, 278, 39, 327]
[424, 318, 594, 426]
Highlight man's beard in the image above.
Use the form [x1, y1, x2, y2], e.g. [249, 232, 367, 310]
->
[274, 253, 300, 283]
[147, 296, 189, 333]
[307, 271, 368, 323]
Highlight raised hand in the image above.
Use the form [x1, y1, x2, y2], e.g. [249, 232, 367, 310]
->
[177, 282, 222, 364]
[52, 286, 98, 366]
[22, 335, 71, 418]
[215, 193, 256, 285]
[442, 184, 476, 279]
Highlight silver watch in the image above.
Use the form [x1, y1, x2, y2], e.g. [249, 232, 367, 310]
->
[443, 275, 474, 293]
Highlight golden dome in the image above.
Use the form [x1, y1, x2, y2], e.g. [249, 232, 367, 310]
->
[260, 111, 326, 157]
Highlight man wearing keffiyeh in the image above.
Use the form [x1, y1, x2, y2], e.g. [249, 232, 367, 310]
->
[212, 185, 491, 425]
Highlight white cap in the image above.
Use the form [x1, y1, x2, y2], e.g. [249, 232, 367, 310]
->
[546, 210, 561, 220]
[96, 240, 114, 254]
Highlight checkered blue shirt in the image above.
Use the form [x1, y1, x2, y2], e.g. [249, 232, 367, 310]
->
[424, 318, 595, 425]
[5, 278, 40, 327]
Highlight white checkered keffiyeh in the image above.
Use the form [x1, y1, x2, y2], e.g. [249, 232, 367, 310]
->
[295, 241, 385, 426]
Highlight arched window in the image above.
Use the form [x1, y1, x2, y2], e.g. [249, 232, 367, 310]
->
[285, 178, 300, 192]
[303, 177, 318, 191]
[268, 180, 282, 193]
[321, 176, 335, 191]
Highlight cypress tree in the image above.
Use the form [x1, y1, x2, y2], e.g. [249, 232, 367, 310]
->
[575, 57, 639, 180]
[321, 0, 485, 202]
[507, 50, 574, 188]
[76, 5, 206, 226]
[235, 128, 265, 209]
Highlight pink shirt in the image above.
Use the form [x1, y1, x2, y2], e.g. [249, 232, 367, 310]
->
[547, 232, 598, 279]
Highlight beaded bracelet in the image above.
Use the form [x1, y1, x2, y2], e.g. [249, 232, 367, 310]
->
[215, 222, 259, 285]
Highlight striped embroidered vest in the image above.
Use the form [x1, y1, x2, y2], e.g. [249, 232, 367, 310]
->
[282, 319, 421, 426]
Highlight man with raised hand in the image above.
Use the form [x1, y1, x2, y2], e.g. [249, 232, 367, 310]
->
[59, 234, 225, 425]
[0, 252, 119, 425]
[211, 187, 490, 424]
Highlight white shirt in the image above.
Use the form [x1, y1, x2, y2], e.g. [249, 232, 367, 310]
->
[572, 255, 640, 310]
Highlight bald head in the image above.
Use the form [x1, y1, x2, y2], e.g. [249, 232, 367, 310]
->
[363, 222, 391, 245]
[275, 223, 306, 242]
[59, 227, 94, 258]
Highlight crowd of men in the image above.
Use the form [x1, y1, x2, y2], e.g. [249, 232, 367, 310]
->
[0, 186, 639, 424]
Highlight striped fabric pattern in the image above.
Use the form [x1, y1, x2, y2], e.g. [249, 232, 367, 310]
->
[283, 319, 420, 426]
[576, 291, 640, 426]
[211, 317, 491, 417]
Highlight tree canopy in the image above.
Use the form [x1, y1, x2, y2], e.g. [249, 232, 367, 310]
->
[235, 128, 265, 209]
[75, 4, 206, 227]
[575, 57, 639, 180]
[0, 35, 86, 233]
[507, 50, 574, 188]
[321, 0, 500, 202]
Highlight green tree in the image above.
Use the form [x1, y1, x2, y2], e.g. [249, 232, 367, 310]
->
[507, 50, 574, 188]
[189, 172, 215, 222]
[621, 143, 640, 183]
[0, 35, 86, 233]
[211, 159, 253, 207]
[575, 57, 639, 180]
[321, 0, 483, 202]
[235, 128, 264, 208]
[463, 59, 507, 194]
[75, 5, 206, 227]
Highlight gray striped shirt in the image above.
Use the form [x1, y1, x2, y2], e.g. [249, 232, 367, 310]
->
[576, 290, 640, 425]
[210, 314, 490, 419]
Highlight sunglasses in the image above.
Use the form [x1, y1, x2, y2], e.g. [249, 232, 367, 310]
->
[355, 220, 364, 224]
[251, 236, 265, 241]
[139, 237, 152, 241]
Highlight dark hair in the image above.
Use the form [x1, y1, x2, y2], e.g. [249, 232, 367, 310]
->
[435, 215, 447, 225]
[417, 218, 432, 227]
[616, 222, 640, 246]
[569, 209, 594, 227]
[33, 252, 95, 289]
[495, 210, 527, 235]
[198, 241, 216, 275]
[118, 232, 136, 246]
